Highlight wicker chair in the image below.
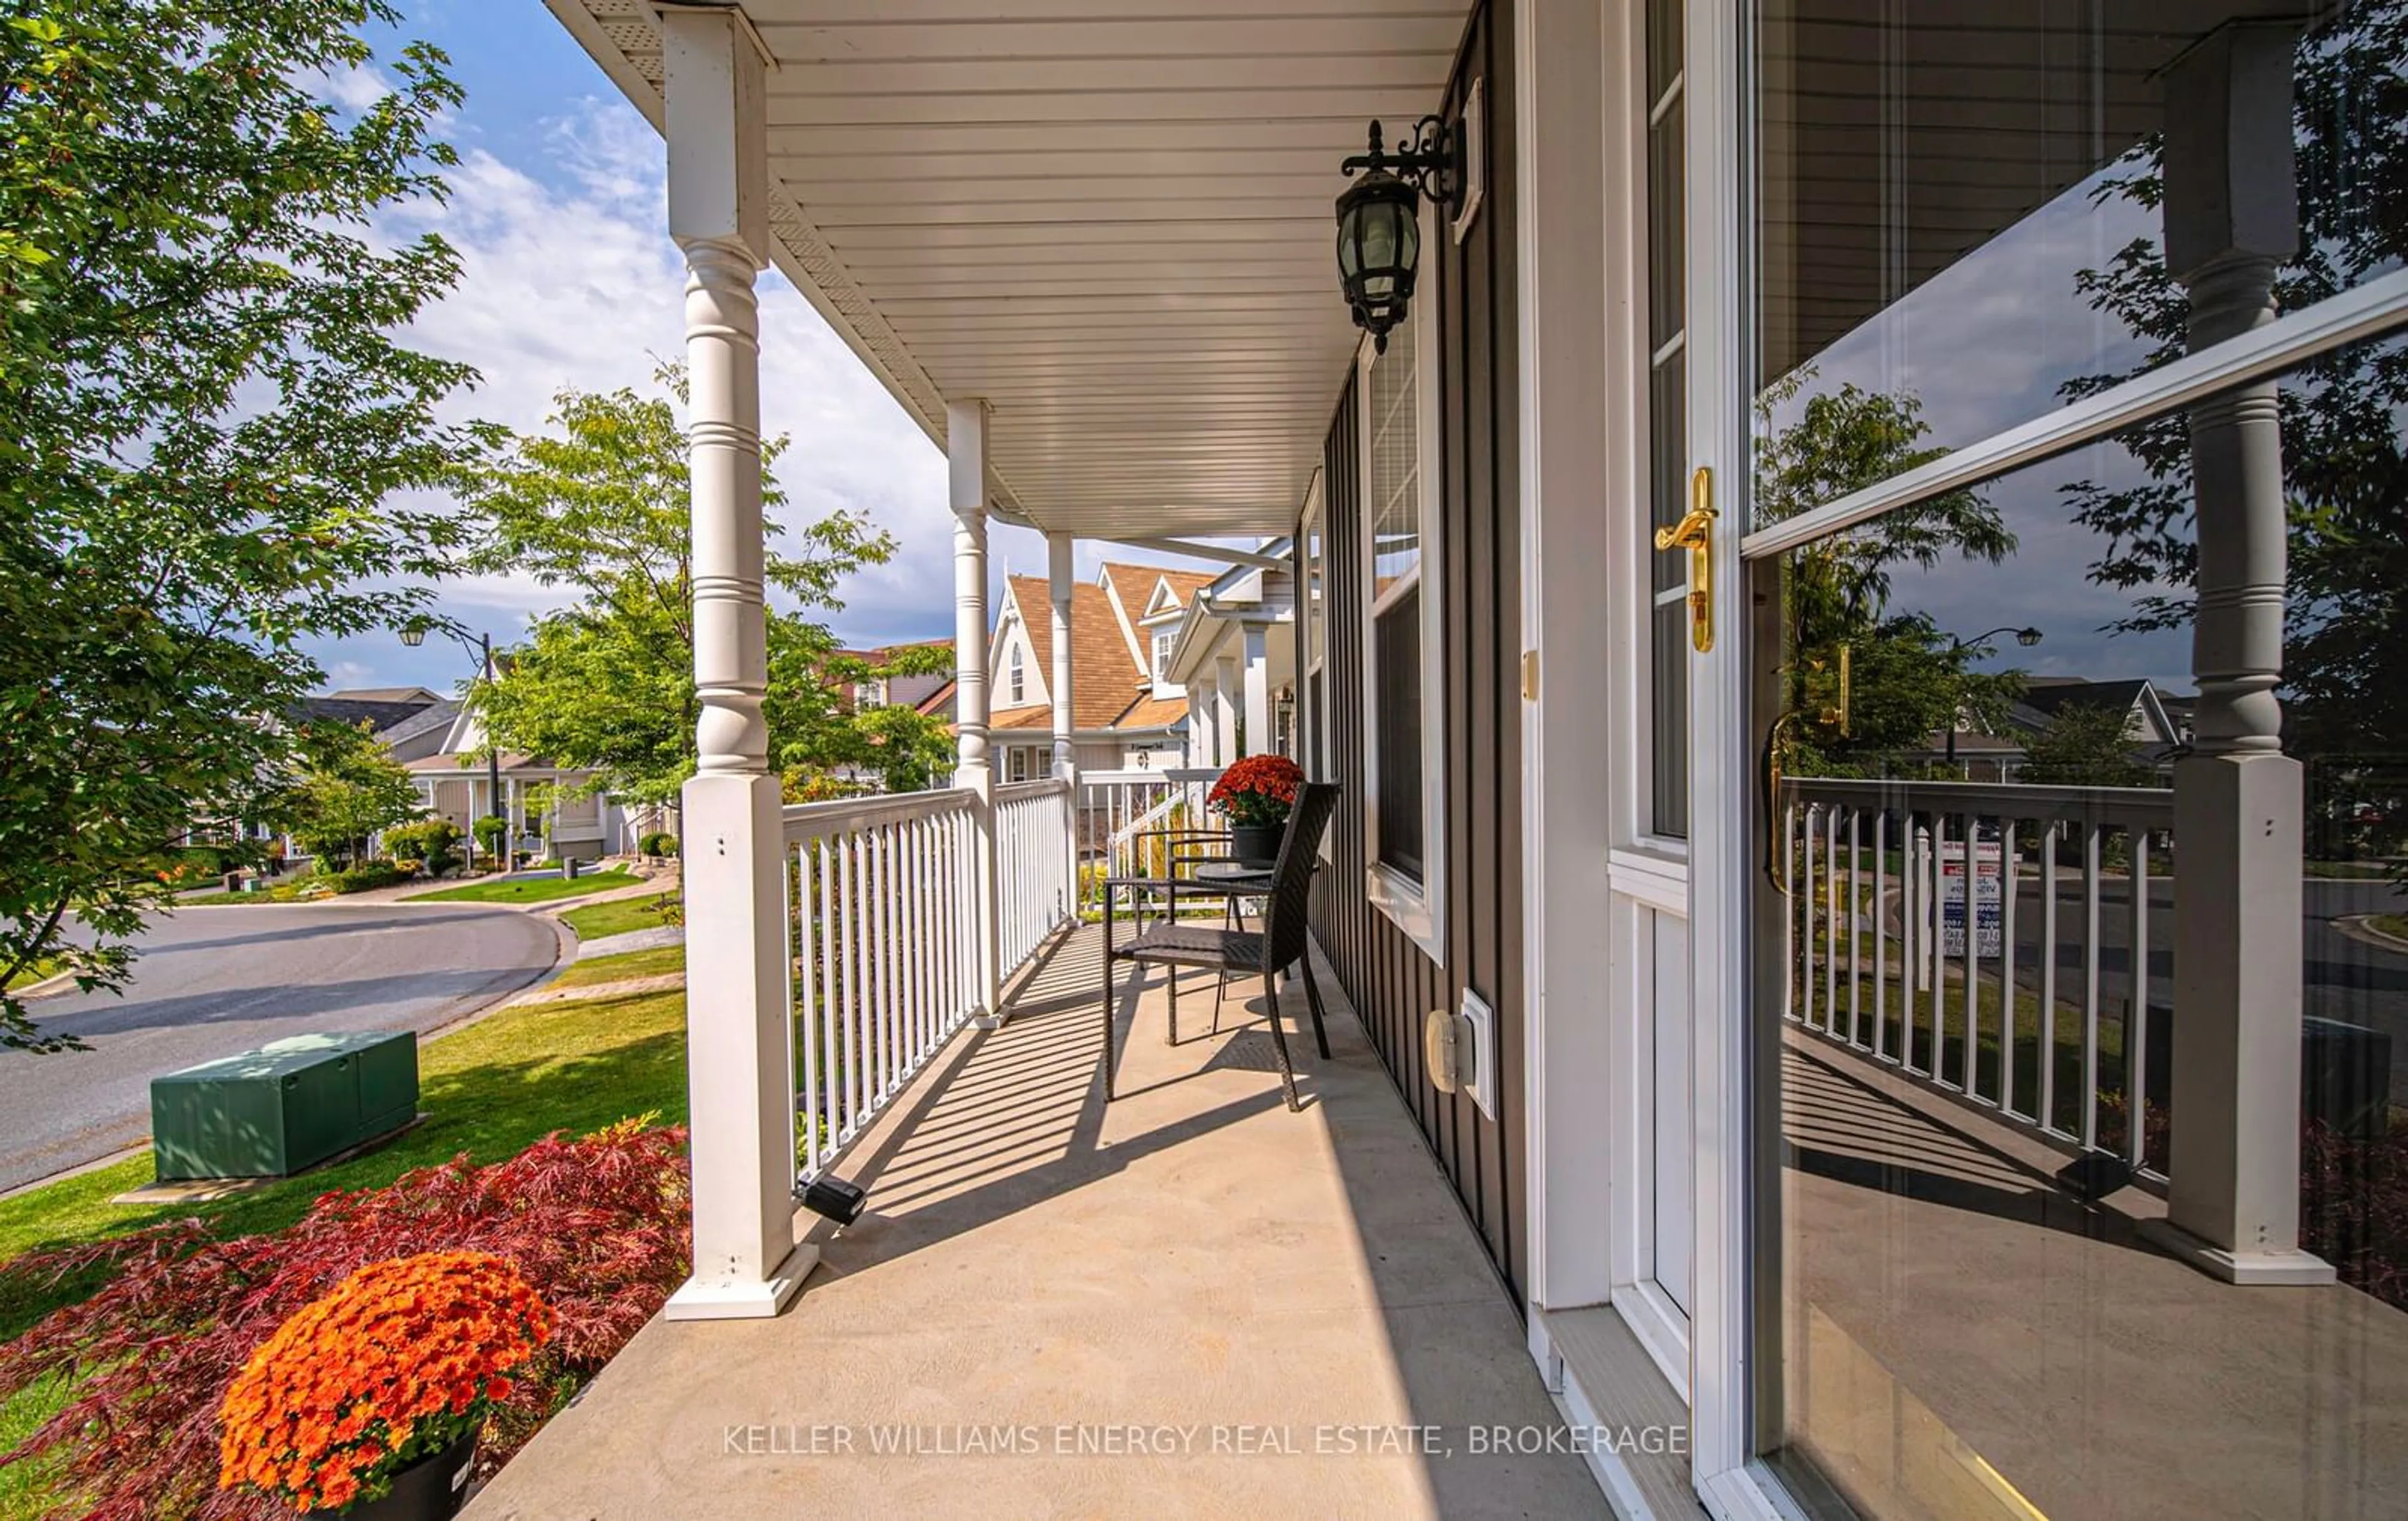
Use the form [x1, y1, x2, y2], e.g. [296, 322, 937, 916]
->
[1099, 782, 1340, 1112]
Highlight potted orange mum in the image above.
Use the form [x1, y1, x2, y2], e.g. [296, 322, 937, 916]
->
[1208, 754, 1306, 865]
[219, 1251, 553, 1519]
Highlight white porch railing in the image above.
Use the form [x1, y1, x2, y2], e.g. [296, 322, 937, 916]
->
[1780, 777, 2176, 1179]
[1075, 767, 1220, 914]
[995, 779, 1075, 979]
[786, 789, 981, 1182]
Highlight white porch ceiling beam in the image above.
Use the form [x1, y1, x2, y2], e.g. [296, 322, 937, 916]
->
[1107, 538, 1286, 571]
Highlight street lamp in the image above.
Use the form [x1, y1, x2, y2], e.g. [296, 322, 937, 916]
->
[400, 625, 507, 837]
[1942, 625, 2042, 769]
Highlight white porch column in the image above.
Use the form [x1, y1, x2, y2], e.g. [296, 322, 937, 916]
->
[1047, 531, 1080, 918]
[1214, 655, 1240, 759]
[660, 8, 810, 1321]
[1047, 532, 1077, 784]
[2151, 21, 2331, 1285]
[1241, 624, 1271, 765]
[950, 399, 1003, 1026]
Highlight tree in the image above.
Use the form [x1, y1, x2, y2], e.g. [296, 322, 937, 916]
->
[2019, 702, 2155, 789]
[0, 3, 479, 1049]
[279, 722, 423, 868]
[2060, 6, 2408, 863]
[843, 703, 958, 794]
[463, 371, 924, 805]
[1754, 369, 2021, 774]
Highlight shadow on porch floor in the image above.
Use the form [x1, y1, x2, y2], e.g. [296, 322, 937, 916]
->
[465, 924, 1611, 1520]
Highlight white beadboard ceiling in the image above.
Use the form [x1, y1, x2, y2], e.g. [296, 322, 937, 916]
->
[542, 0, 1470, 537]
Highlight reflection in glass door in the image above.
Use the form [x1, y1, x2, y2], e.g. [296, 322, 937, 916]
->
[1740, 3, 2408, 1519]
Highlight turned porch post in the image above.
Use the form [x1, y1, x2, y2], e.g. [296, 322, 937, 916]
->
[660, 6, 811, 1320]
[1242, 624, 1271, 764]
[1047, 532, 1078, 784]
[1214, 655, 1240, 760]
[2153, 20, 2331, 1285]
[951, 399, 1004, 1026]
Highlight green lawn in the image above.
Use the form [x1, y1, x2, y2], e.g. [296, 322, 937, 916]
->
[549, 944, 685, 988]
[561, 891, 679, 942]
[0, 957, 60, 993]
[401, 868, 637, 906]
[2310, 860, 2402, 880]
[0, 984, 686, 1340]
[0, 1375, 68, 1519]
[2375, 915, 2408, 943]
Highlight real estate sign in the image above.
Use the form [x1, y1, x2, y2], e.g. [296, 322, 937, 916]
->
[1938, 838, 2004, 959]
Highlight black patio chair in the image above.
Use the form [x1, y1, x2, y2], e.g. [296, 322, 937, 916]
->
[1099, 782, 1340, 1112]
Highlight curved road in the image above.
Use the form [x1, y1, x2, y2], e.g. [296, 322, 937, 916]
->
[0, 902, 561, 1194]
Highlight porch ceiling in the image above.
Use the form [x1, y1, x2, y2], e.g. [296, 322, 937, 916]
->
[544, 0, 1472, 538]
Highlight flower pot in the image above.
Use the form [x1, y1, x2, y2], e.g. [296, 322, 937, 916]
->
[1228, 822, 1285, 867]
[336, 1431, 477, 1521]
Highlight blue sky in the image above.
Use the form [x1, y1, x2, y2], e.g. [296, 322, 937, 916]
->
[307, 1, 1199, 698]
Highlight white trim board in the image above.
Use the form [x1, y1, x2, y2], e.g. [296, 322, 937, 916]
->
[1740, 266, 2408, 561]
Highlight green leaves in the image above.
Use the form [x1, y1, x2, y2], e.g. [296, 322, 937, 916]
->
[0, 1, 477, 1048]
[277, 720, 425, 866]
[462, 371, 912, 808]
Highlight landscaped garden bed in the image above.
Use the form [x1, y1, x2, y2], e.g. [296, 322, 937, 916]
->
[0, 982, 690, 1520]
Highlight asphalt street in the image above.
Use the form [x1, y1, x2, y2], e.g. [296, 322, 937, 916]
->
[1883, 873, 2408, 1097]
[0, 902, 561, 1193]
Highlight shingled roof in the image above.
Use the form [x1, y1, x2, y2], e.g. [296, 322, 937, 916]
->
[1101, 563, 1215, 634]
[1005, 576, 1153, 732]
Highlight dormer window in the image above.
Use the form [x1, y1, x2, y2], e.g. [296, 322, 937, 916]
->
[1151, 629, 1176, 684]
[1006, 641, 1027, 705]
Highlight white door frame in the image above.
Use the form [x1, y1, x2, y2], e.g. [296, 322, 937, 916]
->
[1515, 0, 1619, 1328]
[1516, 0, 1704, 1424]
[1682, 0, 1799, 1513]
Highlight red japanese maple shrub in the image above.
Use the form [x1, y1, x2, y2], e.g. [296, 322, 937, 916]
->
[0, 1120, 689, 1521]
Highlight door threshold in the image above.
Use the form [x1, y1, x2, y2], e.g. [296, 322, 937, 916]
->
[1533, 1304, 1707, 1520]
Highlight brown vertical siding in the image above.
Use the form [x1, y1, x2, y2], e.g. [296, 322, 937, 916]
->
[1307, 0, 1524, 1299]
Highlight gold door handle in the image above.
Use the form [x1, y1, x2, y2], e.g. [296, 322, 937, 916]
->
[1652, 466, 1716, 653]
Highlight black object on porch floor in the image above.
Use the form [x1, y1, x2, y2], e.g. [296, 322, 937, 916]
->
[1101, 783, 1341, 1111]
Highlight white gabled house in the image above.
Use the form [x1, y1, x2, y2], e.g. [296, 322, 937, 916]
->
[981, 561, 1211, 781]
[402, 701, 642, 861]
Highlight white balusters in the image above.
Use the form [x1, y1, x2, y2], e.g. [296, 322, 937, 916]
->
[786, 789, 1032, 1186]
[1781, 778, 2175, 1185]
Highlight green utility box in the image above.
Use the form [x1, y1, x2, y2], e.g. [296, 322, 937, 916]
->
[150, 1031, 420, 1181]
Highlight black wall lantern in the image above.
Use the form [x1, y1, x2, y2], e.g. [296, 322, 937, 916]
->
[1335, 115, 1462, 352]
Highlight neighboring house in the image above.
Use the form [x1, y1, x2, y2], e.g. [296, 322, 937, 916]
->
[842, 638, 954, 713]
[2012, 676, 2190, 759]
[984, 561, 1215, 780]
[400, 701, 641, 861]
[1928, 675, 2192, 780]
[1159, 541, 1301, 767]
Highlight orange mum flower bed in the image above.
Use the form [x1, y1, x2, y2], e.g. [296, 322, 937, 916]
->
[1208, 754, 1304, 828]
[219, 1251, 553, 1514]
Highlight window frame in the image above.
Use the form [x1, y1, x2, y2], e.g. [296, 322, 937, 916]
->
[1005, 637, 1026, 706]
[1356, 197, 1448, 962]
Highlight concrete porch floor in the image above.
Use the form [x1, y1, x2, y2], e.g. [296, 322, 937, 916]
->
[466, 925, 1612, 1520]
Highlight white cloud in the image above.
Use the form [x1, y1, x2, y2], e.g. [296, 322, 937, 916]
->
[312, 93, 1252, 689]
[302, 61, 396, 113]
[369, 94, 953, 647]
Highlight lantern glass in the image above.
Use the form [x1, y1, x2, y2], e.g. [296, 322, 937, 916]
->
[1335, 171, 1422, 345]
